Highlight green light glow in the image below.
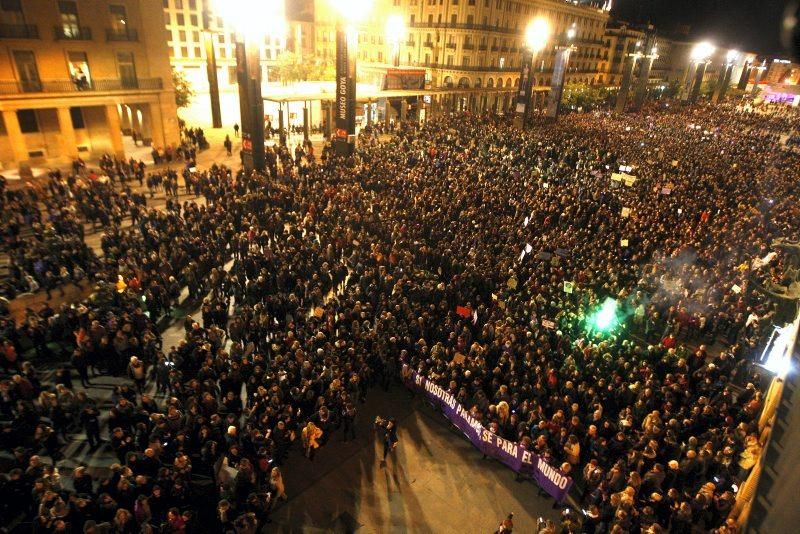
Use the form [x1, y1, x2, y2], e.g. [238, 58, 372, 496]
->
[591, 298, 618, 332]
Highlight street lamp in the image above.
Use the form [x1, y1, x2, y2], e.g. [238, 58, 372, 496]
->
[212, 0, 287, 172]
[713, 49, 739, 103]
[386, 15, 405, 68]
[544, 22, 577, 120]
[683, 41, 715, 102]
[330, 0, 374, 156]
[514, 18, 550, 128]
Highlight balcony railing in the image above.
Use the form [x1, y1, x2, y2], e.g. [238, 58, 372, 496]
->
[106, 28, 138, 41]
[463, 43, 474, 50]
[410, 21, 518, 35]
[0, 77, 163, 95]
[445, 43, 456, 49]
[478, 44, 487, 51]
[423, 41, 434, 48]
[425, 63, 519, 73]
[405, 40, 415, 46]
[54, 26, 92, 40]
[0, 23, 39, 39]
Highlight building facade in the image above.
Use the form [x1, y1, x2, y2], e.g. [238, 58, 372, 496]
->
[166, 0, 612, 125]
[0, 0, 180, 170]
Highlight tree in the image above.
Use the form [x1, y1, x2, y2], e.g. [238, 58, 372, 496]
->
[560, 83, 613, 111]
[172, 70, 194, 109]
[271, 52, 335, 84]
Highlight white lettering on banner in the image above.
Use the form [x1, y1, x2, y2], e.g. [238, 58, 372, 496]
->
[521, 450, 532, 464]
[495, 435, 519, 457]
[338, 76, 347, 120]
[537, 458, 569, 489]
[424, 379, 457, 410]
[455, 404, 484, 436]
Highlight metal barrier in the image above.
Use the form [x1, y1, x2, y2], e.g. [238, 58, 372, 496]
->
[728, 308, 800, 529]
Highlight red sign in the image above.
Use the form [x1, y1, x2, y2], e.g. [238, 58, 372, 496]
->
[335, 128, 348, 139]
[242, 138, 253, 151]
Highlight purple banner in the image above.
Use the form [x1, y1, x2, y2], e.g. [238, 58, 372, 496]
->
[407, 370, 573, 502]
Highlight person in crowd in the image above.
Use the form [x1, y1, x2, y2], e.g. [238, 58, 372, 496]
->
[1, 102, 797, 533]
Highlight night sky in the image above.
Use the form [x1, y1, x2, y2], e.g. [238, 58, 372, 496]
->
[612, 0, 791, 56]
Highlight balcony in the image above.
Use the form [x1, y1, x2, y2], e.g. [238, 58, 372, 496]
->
[423, 41, 434, 48]
[0, 77, 163, 95]
[409, 21, 518, 36]
[106, 28, 138, 41]
[0, 23, 39, 39]
[463, 43, 474, 50]
[478, 44, 487, 51]
[491, 46, 499, 51]
[54, 26, 92, 40]
[500, 46, 509, 52]
[445, 43, 456, 49]
[405, 40, 415, 46]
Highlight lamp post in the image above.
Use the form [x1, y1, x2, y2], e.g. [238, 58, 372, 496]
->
[751, 59, 767, 95]
[545, 23, 576, 120]
[213, 0, 286, 173]
[331, 0, 373, 157]
[712, 49, 738, 103]
[514, 18, 549, 129]
[682, 41, 714, 103]
[386, 15, 405, 68]
[632, 28, 658, 111]
[202, 0, 222, 128]
[615, 40, 643, 113]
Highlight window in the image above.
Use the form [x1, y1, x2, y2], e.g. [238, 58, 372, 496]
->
[178, 30, 186, 41]
[70, 107, 85, 129]
[409, 14, 415, 24]
[227, 66, 237, 84]
[190, 14, 197, 26]
[462, 56, 469, 67]
[450, 14, 456, 24]
[109, 5, 127, 32]
[176, 13, 184, 25]
[189, 0, 196, 8]
[180, 46, 188, 57]
[175, 0, 183, 7]
[13, 50, 40, 92]
[67, 51, 91, 89]
[217, 33, 225, 43]
[0, 0, 25, 25]
[58, 1, 81, 38]
[116, 52, 137, 88]
[17, 109, 38, 132]
[499, 57, 505, 68]
[192, 31, 199, 41]
[446, 55, 453, 65]
[193, 46, 201, 57]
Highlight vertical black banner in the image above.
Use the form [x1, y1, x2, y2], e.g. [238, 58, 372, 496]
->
[514, 50, 533, 128]
[546, 48, 571, 119]
[334, 28, 356, 155]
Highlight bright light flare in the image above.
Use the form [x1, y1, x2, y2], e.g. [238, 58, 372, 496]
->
[525, 18, 550, 52]
[385, 14, 406, 46]
[566, 23, 576, 41]
[763, 325, 794, 378]
[212, 0, 287, 40]
[727, 49, 739, 63]
[591, 298, 619, 333]
[691, 41, 715, 61]
[331, 0, 374, 24]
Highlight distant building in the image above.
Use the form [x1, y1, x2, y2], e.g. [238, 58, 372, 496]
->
[0, 0, 180, 170]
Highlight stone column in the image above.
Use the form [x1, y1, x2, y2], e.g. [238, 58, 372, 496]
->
[56, 107, 79, 161]
[2, 110, 29, 167]
[400, 99, 408, 121]
[104, 105, 125, 159]
[120, 105, 132, 134]
[147, 102, 165, 148]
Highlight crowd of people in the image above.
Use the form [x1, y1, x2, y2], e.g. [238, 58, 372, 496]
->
[1, 99, 799, 533]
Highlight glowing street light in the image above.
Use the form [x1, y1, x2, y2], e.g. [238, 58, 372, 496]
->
[208, 0, 288, 171]
[515, 18, 550, 129]
[385, 14, 406, 67]
[525, 18, 551, 52]
[726, 49, 740, 64]
[690, 41, 715, 62]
